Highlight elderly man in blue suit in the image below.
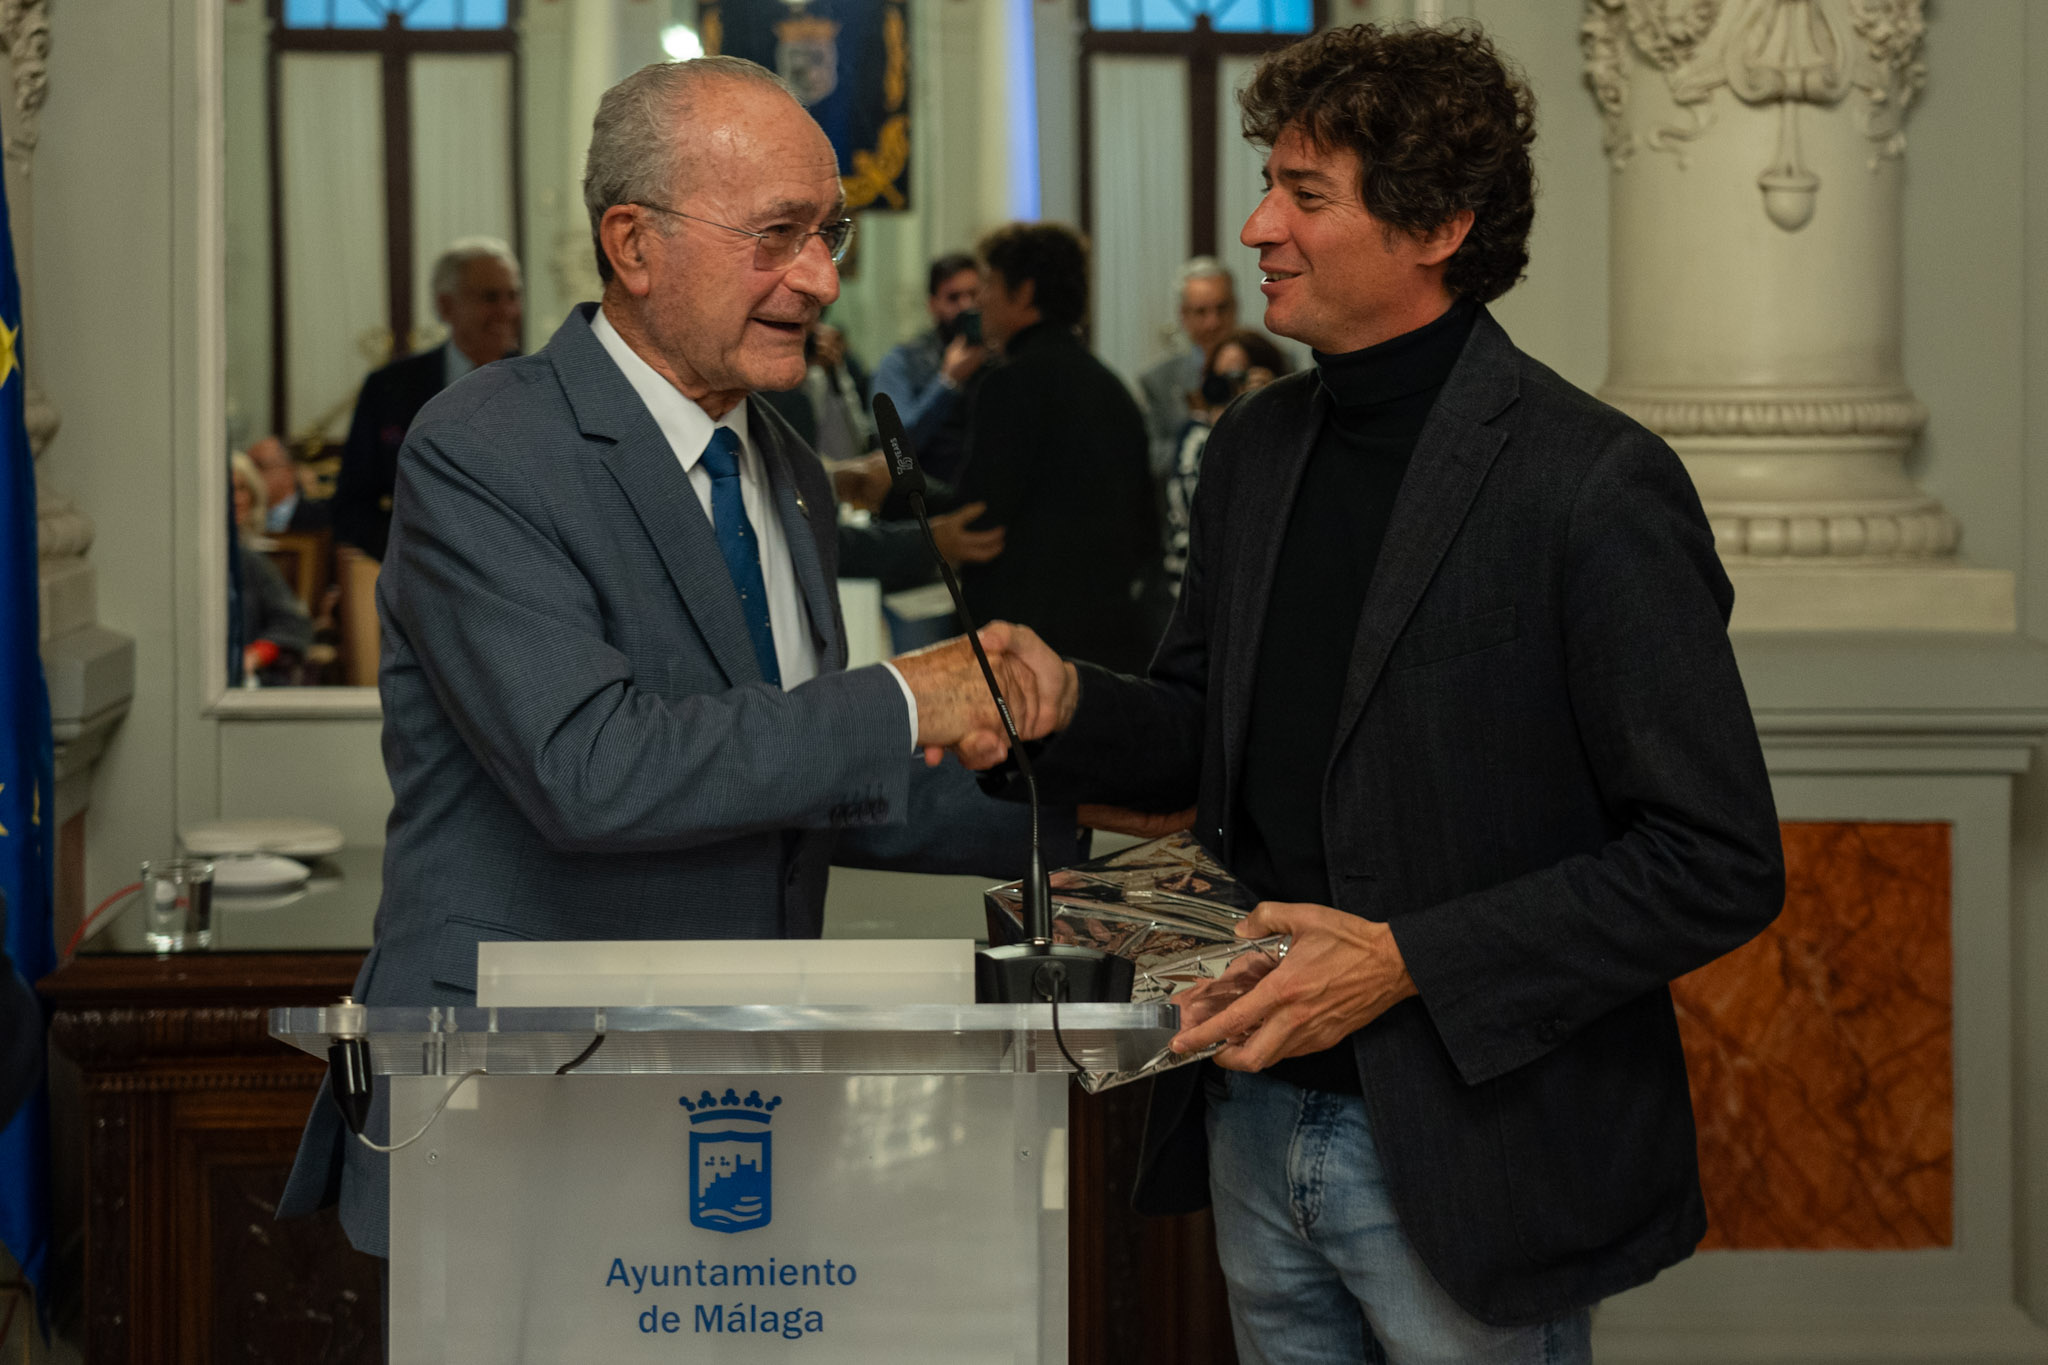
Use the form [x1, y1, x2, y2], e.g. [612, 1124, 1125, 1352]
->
[281, 56, 1062, 1259]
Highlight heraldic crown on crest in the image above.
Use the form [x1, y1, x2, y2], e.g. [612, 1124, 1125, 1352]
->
[681, 1088, 783, 1124]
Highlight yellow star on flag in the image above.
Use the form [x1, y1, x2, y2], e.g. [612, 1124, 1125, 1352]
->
[0, 315, 17, 389]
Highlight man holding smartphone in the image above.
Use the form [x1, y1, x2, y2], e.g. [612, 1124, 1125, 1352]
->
[870, 252, 988, 482]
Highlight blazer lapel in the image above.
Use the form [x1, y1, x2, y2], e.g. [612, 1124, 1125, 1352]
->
[1218, 378, 1326, 845]
[1325, 311, 1520, 761]
[550, 304, 764, 688]
[599, 425, 766, 688]
[751, 407, 842, 670]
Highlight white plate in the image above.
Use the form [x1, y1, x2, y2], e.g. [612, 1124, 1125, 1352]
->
[180, 818, 345, 859]
[210, 853, 311, 894]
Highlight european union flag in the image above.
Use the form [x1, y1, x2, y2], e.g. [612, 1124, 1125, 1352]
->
[0, 103, 55, 1325]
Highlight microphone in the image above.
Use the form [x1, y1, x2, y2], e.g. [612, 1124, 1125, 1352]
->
[871, 394, 1131, 1008]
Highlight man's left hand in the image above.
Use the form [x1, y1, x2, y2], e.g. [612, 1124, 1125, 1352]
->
[1169, 902, 1418, 1072]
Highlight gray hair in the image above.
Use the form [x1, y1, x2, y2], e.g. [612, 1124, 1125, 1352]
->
[582, 56, 796, 283]
[430, 236, 521, 300]
[1176, 255, 1234, 307]
[229, 448, 267, 540]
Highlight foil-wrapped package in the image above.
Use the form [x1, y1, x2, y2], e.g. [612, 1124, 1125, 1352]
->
[985, 832, 1287, 1092]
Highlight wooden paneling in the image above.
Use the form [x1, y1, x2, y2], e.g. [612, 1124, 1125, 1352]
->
[1069, 1083, 1236, 1365]
[43, 952, 379, 1364]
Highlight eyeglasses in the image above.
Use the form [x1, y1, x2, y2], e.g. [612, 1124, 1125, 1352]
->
[633, 202, 856, 268]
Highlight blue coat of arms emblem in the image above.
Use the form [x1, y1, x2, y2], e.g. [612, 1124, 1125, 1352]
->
[774, 13, 840, 108]
[683, 1088, 781, 1234]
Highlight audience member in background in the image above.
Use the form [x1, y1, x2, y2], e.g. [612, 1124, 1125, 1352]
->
[247, 435, 331, 534]
[1161, 330, 1288, 594]
[230, 450, 313, 682]
[955, 222, 1158, 673]
[870, 252, 988, 481]
[761, 320, 1006, 595]
[1140, 257, 1238, 482]
[334, 236, 523, 560]
[756, 318, 872, 462]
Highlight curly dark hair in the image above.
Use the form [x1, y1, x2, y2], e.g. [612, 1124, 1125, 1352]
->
[1205, 329, 1289, 381]
[1239, 23, 1537, 303]
[976, 222, 1089, 330]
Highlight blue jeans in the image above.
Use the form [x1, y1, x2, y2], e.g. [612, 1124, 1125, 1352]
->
[1204, 1068, 1592, 1365]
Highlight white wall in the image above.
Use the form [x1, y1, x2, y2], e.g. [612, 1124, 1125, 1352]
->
[37, 0, 186, 912]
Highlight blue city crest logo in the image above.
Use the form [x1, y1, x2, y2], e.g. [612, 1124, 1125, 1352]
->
[682, 1088, 781, 1234]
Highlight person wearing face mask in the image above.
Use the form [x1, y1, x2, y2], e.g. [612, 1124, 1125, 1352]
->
[1161, 330, 1288, 594]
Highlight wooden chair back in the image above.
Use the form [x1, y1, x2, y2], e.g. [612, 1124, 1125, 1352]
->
[336, 546, 381, 687]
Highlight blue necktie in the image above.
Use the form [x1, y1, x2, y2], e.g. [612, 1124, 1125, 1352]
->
[699, 427, 781, 687]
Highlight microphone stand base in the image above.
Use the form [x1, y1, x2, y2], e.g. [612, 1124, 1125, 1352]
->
[975, 943, 1134, 1004]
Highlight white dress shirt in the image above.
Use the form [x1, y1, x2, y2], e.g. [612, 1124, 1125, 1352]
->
[444, 339, 476, 388]
[590, 308, 918, 737]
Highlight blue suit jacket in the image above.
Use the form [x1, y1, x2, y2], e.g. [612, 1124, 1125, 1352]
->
[281, 305, 1066, 1254]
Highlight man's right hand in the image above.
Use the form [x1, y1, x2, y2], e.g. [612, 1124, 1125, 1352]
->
[975, 621, 1077, 739]
[891, 632, 1043, 769]
[941, 336, 987, 386]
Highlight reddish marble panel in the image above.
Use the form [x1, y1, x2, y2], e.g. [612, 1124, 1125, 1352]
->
[1673, 821, 1951, 1250]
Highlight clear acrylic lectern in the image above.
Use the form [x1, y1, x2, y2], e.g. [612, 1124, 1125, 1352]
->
[271, 1002, 1177, 1363]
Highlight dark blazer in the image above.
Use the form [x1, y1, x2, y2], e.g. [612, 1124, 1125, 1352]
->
[954, 323, 1159, 673]
[280, 305, 1066, 1256]
[1030, 310, 1784, 1325]
[276, 493, 333, 535]
[333, 347, 449, 561]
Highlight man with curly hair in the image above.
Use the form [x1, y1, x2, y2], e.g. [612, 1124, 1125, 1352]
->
[985, 22, 1782, 1363]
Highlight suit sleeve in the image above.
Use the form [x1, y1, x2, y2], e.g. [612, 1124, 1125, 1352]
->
[383, 416, 913, 855]
[1001, 385, 1242, 811]
[1142, 362, 1193, 482]
[334, 374, 392, 560]
[834, 521, 933, 594]
[835, 754, 1087, 877]
[1389, 430, 1785, 1086]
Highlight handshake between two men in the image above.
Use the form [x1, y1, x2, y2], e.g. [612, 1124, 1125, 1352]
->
[887, 621, 1074, 771]
[885, 620, 1420, 1075]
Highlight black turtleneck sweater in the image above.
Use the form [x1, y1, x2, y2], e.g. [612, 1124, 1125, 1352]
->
[1234, 297, 1479, 1095]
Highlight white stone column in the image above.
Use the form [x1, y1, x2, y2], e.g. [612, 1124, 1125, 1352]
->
[1581, 0, 2012, 630]
[6, 0, 135, 928]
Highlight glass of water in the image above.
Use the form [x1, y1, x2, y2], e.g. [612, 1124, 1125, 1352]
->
[141, 858, 215, 952]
